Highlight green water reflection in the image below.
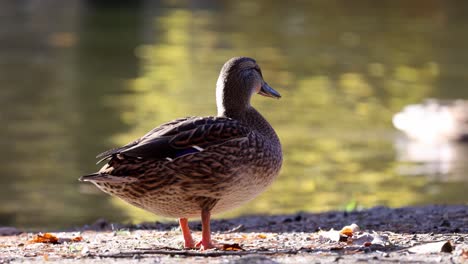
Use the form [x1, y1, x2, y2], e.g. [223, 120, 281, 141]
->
[1, 0, 467, 229]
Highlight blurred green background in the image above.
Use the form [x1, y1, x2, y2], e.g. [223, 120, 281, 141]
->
[1, 0, 467, 230]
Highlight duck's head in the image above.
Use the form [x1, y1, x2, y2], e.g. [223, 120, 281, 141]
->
[216, 57, 280, 117]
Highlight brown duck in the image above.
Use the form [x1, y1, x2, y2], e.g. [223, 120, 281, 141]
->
[80, 57, 283, 250]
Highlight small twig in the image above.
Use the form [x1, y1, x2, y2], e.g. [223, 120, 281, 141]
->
[93, 249, 299, 258]
[134, 246, 180, 251]
[224, 224, 244, 233]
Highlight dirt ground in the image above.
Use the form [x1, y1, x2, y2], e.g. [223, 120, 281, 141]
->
[0, 205, 467, 263]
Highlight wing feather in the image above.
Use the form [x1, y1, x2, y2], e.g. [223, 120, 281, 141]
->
[95, 117, 192, 160]
[96, 116, 250, 162]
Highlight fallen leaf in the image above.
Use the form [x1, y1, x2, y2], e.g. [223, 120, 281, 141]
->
[257, 234, 267, 239]
[350, 232, 389, 246]
[350, 233, 374, 245]
[29, 233, 59, 244]
[340, 223, 360, 237]
[43, 254, 49, 261]
[72, 236, 83, 242]
[370, 232, 389, 246]
[222, 243, 244, 251]
[319, 229, 348, 242]
[462, 249, 468, 259]
[408, 241, 453, 254]
[29, 233, 83, 244]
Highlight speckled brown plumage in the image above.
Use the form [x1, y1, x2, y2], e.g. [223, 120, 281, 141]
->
[80, 57, 282, 250]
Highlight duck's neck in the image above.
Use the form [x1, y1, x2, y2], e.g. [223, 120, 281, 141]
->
[218, 106, 280, 143]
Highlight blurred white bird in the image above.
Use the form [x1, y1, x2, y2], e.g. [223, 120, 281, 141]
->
[393, 99, 468, 143]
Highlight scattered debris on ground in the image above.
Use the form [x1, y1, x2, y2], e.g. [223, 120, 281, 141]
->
[0, 205, 466, 263]
[28, 233, 83, 244]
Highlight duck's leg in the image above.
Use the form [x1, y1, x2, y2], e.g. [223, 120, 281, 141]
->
[179, 218, 195, 249]
[195, 209, 217, 250]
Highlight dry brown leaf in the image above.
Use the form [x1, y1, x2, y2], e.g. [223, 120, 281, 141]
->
[28, 233, 83, 244]
[72, 236, 83, 242]
[340, 223, 360, 237]
[257, 234, 267, 239]
[29, 233, 59, 244]
[222, 243, 244, 251]
[340, 228, 353, 237]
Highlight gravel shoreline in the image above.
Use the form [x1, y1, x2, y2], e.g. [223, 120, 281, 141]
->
[0, 205, 467, 263]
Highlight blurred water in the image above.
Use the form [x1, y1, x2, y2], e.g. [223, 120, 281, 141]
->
[1, 0, 467, 230]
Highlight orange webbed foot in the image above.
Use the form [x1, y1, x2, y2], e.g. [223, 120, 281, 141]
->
[194, 239, 220, 250]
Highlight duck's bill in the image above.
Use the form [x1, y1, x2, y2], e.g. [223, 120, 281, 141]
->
[259, 83, 281, 99]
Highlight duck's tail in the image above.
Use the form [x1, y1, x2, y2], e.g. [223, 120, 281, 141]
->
[79, 173, 138, 183]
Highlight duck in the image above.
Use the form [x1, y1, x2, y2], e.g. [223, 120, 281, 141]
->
[79, 57, 283, 250]
[393, 99, 468, 143]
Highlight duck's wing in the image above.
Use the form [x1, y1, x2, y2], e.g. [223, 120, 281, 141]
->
[96, 116, 250, 162]
[95, 117, 191, 162]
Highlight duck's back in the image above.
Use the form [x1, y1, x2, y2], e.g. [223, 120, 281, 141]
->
[87, 113, 282, 217]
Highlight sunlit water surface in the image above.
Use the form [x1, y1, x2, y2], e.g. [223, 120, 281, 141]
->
[1, 0, 467, 229]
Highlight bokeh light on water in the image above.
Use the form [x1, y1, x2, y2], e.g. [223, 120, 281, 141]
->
[1, 0, 467, 229]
